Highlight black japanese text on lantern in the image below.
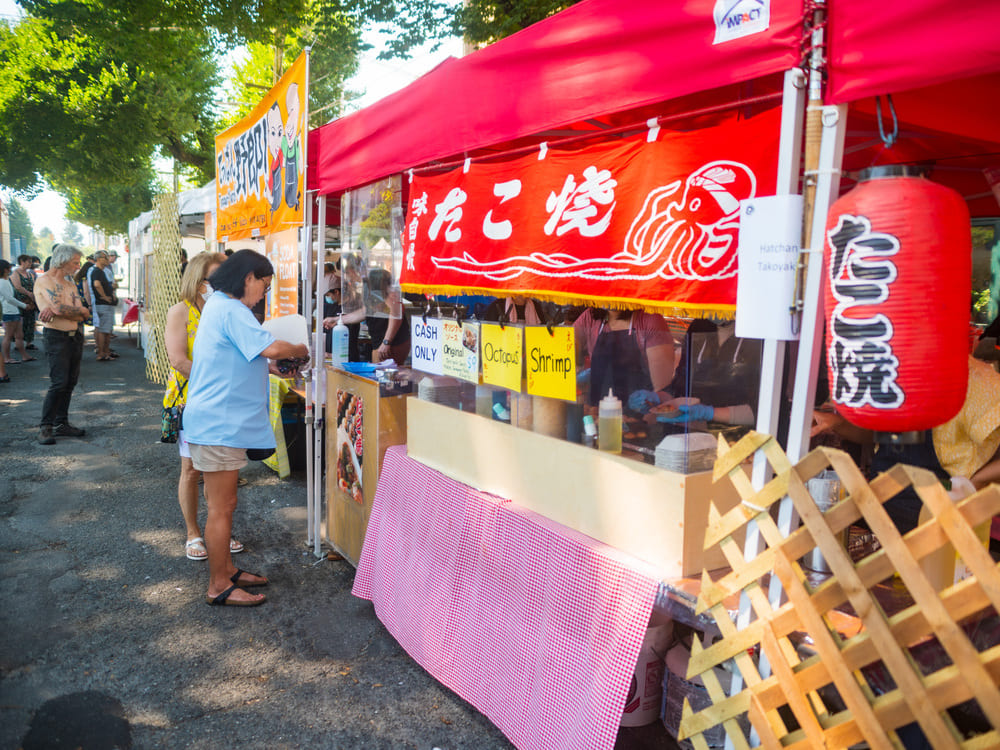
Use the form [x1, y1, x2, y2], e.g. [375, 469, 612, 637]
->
[826, 214, 904, 410]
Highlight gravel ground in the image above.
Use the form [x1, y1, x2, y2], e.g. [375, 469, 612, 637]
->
[0, 327, 676, 750]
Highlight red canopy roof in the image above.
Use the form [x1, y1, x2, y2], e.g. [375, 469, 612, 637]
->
[826, 0, 1000, 104]
[309, 0, 1000, 215]
[308, 0, 802, 196]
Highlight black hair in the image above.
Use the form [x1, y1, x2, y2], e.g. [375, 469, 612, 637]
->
[0, 260, 11, 277]
[17, 254, 31, 264]
[207, 249, 274, 298]
[75, 260, 94, 283]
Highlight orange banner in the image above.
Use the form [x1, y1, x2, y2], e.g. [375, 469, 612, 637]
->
[265, 228, 299, 319]
[215, 53, 307, 241]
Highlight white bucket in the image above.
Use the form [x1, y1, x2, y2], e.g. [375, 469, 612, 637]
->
[621, 623, 673, 726]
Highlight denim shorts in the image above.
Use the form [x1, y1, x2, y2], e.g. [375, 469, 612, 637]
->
[2, 313, 20, 322]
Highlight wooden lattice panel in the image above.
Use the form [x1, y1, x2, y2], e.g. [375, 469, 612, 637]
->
[145, 193, 182, 386]
[678, 431, 1000, 749]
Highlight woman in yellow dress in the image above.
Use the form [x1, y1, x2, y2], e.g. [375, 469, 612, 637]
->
[163, 252, 246, 560]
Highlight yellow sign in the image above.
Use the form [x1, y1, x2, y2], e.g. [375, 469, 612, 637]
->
[215, 53, 307, 241]
[442, 320, 480, 383]
[525, 326, 576, 401]
[480, 323, 522, 392]
[265, 228, 299, 319]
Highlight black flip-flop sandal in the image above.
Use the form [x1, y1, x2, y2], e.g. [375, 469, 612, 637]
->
[205, 584, 266, 606]
[230, 568, 268, 588]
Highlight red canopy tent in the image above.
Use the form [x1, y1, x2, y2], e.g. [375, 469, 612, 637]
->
[308, 0, 802, 198]
[309, 0, 1000, 212]
[305, 2, 1000, 747]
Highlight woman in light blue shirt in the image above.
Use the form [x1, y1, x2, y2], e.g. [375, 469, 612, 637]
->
[184, 250, 309, 607]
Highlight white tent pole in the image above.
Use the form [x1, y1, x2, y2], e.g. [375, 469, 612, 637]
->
[312, 193, 328, 557]
[723, 70, 806, 748]
[303, 189, 316, 550]
[785, 104, 847, 464]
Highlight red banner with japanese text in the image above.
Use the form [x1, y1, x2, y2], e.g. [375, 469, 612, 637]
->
[215, 53, 307, 242]
[401, 108, 780, 315]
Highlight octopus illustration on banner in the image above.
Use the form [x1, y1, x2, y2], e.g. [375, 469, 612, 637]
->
[430, 160, 756, 283]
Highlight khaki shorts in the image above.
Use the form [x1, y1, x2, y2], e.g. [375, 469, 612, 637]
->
[188, 444, 248, 473]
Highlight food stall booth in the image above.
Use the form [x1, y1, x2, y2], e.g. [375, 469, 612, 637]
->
[306, 0, 1000, 747]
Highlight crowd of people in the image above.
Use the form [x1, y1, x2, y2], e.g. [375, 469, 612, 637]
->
[0, 248, 123, 386]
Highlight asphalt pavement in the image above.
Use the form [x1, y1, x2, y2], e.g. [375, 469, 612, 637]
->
[0, 325, 676, 750]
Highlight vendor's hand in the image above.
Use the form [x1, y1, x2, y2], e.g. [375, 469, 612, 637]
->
[628, 389, 661, 414]
[322, 317, 337, 330]
[658, 404, 714, 423]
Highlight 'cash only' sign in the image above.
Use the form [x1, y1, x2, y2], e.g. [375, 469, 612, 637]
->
[410, 317, 444, 375]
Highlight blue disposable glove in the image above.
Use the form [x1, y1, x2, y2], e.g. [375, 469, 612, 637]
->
[657, 404, 715, 423]
[628, 389, 661, 413]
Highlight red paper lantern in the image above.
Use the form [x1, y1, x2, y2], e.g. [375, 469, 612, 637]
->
[823, 166, 970, 432]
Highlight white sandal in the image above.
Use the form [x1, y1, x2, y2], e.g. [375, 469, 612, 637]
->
[186, 536, 244, 559]
[185, 537, 208, 560]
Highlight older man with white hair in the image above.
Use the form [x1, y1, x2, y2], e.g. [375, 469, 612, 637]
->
[34, 244, 90, 445]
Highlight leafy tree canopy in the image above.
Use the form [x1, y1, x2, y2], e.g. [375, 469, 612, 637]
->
[1, 0, 570, 235]
[5, 195, 34, 251]
[345, 0, 578, 58]
[62, 218, 83, 244]
[1, 0, 360, 234]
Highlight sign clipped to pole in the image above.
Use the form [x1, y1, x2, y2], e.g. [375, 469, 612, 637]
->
[736, 194, 803, 340]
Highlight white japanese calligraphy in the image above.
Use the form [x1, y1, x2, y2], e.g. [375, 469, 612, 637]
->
[411, 192, 429, 217]
[482, 179, 522, 241]
[428, 187, 467, 242]
[544, 166, 617, 237]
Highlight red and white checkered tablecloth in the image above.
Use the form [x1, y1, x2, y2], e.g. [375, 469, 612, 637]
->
[353, 445, 661, 750]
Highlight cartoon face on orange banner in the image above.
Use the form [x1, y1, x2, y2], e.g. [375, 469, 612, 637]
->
[215, 53, 306, 242]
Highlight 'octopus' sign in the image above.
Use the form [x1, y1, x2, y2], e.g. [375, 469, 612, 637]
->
[400, 108, 780, 315]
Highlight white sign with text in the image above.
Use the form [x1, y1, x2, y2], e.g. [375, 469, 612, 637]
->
[736, 194, 802, 341]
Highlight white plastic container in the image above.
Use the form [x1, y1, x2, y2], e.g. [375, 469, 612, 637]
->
[330, 316, 349, 366]
[598, 388, 622, 454]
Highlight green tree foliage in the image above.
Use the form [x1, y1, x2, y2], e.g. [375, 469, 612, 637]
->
[5, 195, 34, 252]
[62, 217, 83, 245]
[222, 4, 362, 133]
[1, 0, 361, 234]
[346, 0, 577, 58]
[32, 225, 56, 255]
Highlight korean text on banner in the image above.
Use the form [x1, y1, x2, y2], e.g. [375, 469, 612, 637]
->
[215, 53, 307, 242]
[481, 323, 523, 392]
[265, 228, 300, 319]
[401, 108, 780, 316]
[525, 326, 576, 401]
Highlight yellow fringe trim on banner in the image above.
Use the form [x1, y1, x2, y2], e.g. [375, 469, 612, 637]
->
[400, 283, 736, 321]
